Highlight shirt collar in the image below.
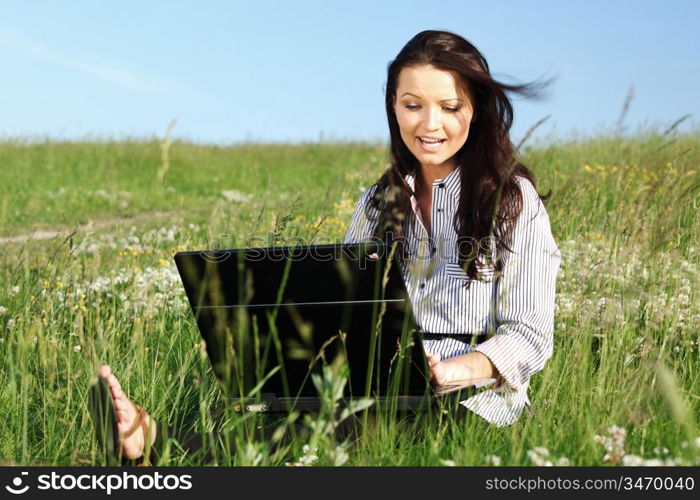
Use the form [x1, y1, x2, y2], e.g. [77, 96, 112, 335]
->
[405, 166, 461, 200]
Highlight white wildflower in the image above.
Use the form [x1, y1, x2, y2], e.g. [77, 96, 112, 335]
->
[286, 444, 319, 466]
[527, 447, 553, 466]
[238, 442, 264, 466]
[556, 295, 574, 315]
[330, 443, 349, 466]
[594, 426, 626, 464]
[622, 454, 682, 466]
[221, 189, 252, 203]
[622, 454, 643, 466]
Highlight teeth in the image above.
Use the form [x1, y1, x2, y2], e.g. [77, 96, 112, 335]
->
[420, 138, 443, 144]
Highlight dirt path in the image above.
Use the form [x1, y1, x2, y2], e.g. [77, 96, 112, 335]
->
[0, 210, 182, 244]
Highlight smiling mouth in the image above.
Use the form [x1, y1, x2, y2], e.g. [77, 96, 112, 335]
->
[417, 137, 446, 152]
[418, 137, 446, 144]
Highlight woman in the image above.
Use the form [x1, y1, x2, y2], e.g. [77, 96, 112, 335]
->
[344, 29, 560, 428]
[96, 29, 561, 462]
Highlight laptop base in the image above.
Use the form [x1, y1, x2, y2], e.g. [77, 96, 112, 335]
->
[233, 390, 478, 414]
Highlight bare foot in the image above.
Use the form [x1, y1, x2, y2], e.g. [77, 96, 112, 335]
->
[99, 365, 157, 460]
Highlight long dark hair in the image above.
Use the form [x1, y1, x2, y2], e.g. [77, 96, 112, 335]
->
[367, 29, 552, 285]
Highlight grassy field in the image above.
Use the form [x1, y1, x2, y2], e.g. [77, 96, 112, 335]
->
[0, 129, 698, 466]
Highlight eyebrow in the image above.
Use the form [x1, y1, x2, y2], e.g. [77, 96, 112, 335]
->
[400, 92, 464, 102]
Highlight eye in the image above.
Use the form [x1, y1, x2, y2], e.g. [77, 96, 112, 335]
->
[403, 104, 460, 113]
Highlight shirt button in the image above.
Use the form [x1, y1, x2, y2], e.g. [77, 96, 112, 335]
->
[430, 246, 437, 255]
[438, 183, 446, 188]
[437, 208, 443, 213]
[420, 283, 426, 289]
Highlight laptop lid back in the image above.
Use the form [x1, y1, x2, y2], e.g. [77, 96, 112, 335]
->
[174, 242, 432, 401]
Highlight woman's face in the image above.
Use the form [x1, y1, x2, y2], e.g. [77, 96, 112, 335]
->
[393, 64, 475, 173]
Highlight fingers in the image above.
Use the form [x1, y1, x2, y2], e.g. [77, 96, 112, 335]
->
[99, 365, 111, 378]
[425, 352, 445, 385]
[427, 353, 440, 368]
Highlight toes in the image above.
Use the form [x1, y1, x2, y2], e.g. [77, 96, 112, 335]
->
[112, 382, 123, 400]
[114, 397, 127, 412]
[106, 373, 123, 399]
[99, 365, 126, 403]
[99, 365, 112, 378]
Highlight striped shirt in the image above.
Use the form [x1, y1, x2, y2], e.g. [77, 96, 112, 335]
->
[344, 167, 561, 426]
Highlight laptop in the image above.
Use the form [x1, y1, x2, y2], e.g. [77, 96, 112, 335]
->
[174, 241, 489, 413]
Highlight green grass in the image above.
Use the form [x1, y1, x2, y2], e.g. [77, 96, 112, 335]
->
[0, 129, 698, 465]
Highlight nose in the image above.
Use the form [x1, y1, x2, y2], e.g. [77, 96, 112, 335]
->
[422, 106, 441, 131]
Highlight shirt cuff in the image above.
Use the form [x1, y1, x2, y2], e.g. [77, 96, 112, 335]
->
[475, 334, 532, 393]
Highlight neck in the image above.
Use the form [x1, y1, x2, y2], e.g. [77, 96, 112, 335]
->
[418, 160, 458, 187]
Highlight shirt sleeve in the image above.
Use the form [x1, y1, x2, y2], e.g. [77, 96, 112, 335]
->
[344, 185, 380, 243]
[474, 176, 561, 393]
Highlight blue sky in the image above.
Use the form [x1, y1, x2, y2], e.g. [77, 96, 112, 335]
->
[0, 0, 698, 144]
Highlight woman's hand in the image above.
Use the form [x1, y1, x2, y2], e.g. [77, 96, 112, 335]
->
[426, 352, 446, 385]
[426, 351, 499, 387]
